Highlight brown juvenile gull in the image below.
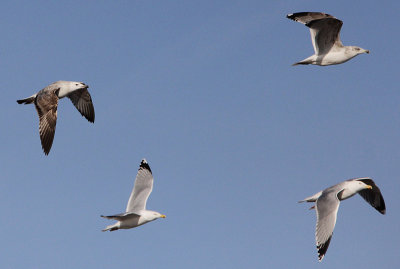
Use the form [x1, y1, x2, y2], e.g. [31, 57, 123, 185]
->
[287, 12, 370, 66]
[101, 159, 166, 232]
[299, 177, 385, 261]
[17, 81, 95, 155]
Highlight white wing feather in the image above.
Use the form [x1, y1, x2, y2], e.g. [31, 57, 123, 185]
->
[126, 159, 154, 213]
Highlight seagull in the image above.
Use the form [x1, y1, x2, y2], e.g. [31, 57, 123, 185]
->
[286, 12, 370, 66]
[101, 159, 166, 232]
[299, 177, 385, 261]
[17, 81, 95, 155]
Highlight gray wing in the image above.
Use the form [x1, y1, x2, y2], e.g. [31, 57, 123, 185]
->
[67, 88, 95, 123]
[34, 89, 60, 155]
[287, 12, 343, 55]
[315, 189, 343, 261]
[356, 178, 386, 214]
[101, 212, 140, 221]
[308, 18, 343, 55]
[126, 159, 154, 213]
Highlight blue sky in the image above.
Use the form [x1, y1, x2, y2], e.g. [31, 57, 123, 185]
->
[1, 1, 399, 268]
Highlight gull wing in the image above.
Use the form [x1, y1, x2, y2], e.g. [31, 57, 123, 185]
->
[126, 159, 154, 213]
[67, 88, 95, 123]
[356, 178, 386, 214]
[101, 212, 140, 221]
[287, 12, 343, 55]
[315, 189, 343, 261]
[34, 89, 60, 155]
[287, 12, 336, 25]
[307, 18, 343, 55]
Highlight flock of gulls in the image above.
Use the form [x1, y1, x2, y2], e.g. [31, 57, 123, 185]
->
[16, 12, 385, 262]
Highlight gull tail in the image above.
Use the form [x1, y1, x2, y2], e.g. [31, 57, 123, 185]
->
[101, 222, 119, 232]
[292, 55, 315, 66]
[17, 94, 36, 104]
[102, 225, 118, 232]
[298, 191, 322, 203]
[101, 215, 120, 232]
[292, 61, 309, 66]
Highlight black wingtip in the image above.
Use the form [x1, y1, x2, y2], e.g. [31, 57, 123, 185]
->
[42, 145, 51, 155]
[378, 199, 386, 215]
[378, 196, 386, 215]
[286, 12, 308, 21]
[87, 116, 95, 123]
[139, 159, 152, 173]
[317, 235, 332, 262]
[79, 109, 95, 123]
[286, 13, 295, 20]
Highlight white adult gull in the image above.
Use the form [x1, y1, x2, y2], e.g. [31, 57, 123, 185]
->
[101, 159, 166, 232]
[299, 177, 385, 261]
[286, 12, 370, 66]
[17, 80, 95, 155]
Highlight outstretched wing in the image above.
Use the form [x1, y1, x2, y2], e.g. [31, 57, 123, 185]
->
[315, 189, 342, 261]
[34, 89, 60, 155]
[67, 88, 95, 123]
[308, 18, 343, 55]
[287, 12, 343, 55]
[126, 159, 154, 213]
[356, 178, 386, 214]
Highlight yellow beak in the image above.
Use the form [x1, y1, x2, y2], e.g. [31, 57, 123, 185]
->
[366, 185, 373, 189]
[160, 214, 166, 218]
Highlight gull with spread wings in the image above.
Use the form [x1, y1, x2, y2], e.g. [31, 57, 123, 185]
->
[101, 159, 166, 232]
[299, 177, 385, 261]
[17, 80, 95, 155]
[287, 12, 369, 66]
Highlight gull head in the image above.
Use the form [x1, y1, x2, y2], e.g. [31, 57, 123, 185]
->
[58, 80, 88, 90]
[353, 180, 373, 192]
[71, 81, 89, 90]
[343, 46, 369, 62]
[53, 81, 89, 98]
[142, 210, 166, 221]
[352, 46, 370, 55]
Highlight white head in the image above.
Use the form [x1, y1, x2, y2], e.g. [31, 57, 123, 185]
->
[54, 81, 89, 98]
[141, 210, 166, 221]
[351, 180, 373, 192]
[348, 46, 370, 56]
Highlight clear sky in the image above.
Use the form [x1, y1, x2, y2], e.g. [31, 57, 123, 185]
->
[1, 1, 399, 268]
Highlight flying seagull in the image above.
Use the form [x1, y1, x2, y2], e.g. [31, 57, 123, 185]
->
[17, 81, 95, 155]
[101, 159, 166, 232]
[299, 177, 385, 261]
[286, 12, 370, 66]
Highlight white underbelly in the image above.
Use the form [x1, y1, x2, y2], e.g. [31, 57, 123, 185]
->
[319, 52, 354, 66]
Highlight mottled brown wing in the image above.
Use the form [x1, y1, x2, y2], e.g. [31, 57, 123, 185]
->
[34, 89, 59, 155]
[67, 88, 95, 123]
